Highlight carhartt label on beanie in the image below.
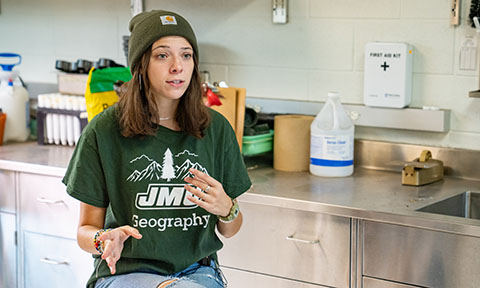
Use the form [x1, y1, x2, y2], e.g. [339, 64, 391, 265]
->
[128, 10, 198, 72]
[160, 15, 177, 25]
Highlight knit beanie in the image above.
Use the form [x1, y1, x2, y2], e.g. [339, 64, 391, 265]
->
[128, 10, 198, 73]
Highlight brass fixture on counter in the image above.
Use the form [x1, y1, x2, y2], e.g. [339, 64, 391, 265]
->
[402, 150, 444, 186]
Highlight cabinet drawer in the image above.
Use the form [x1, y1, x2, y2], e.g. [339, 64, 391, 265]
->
[218, 201, 351, 287]
[363, 221, 480, 288]
[19, 173, 79, 238]
[0, 169, 16, 213]
[363, 276, 421, 288]
[222, 266, 326, 288]
[23, 231, 92, 288]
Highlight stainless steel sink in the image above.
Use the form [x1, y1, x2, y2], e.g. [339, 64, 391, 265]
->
[416, 191, 480, 220]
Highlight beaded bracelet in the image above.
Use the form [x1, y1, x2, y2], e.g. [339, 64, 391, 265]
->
[93, 228, 111, 254]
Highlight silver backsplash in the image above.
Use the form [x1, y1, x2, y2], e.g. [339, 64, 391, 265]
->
[354, 140, 480, 181]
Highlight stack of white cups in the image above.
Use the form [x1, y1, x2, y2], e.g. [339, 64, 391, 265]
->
[37, 93, 86, 146]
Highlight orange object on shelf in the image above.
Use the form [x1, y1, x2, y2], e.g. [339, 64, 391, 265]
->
[0, 109, 6, 146]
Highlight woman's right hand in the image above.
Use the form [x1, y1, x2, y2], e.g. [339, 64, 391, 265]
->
[98, 225, 142, 274]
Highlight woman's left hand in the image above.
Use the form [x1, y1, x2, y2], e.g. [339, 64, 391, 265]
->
[184, 168, 232, 217]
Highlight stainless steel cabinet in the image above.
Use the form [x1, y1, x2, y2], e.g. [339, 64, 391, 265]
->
[0, 169, 17, 288]
[219, 201, 352, 287]
[363, 220, 480, 288]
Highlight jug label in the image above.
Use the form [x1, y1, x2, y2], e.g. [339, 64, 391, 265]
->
[310, 134, 353, 167]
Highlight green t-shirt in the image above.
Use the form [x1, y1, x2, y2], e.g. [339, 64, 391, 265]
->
[62, 106, 251, 287]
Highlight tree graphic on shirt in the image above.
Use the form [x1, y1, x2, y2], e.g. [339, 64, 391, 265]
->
[161, 148, 175, 182]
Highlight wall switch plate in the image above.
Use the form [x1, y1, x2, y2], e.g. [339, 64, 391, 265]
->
[273, 0, 288, 24]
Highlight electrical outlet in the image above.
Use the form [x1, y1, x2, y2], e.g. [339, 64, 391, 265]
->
[273, 0, 288, 24]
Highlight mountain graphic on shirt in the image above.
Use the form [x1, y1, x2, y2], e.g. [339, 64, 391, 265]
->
[126, 150, 208, 182]
[175, 159, 208, 180]
[127, 160, 162, 182]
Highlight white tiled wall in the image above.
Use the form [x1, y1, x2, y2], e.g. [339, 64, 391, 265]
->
[1, 0, 480, 150]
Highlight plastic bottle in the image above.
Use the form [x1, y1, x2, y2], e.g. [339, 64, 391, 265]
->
[0, 108, 6, 145]
[310, 92, 354, 177]
[0, 53, 30, 142]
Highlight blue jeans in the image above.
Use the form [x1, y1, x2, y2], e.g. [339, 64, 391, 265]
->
[94, 260, 225, 288]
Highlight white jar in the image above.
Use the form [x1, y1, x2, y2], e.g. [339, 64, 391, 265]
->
[310, 92, 354, 177]
[0, 77, 30, 142]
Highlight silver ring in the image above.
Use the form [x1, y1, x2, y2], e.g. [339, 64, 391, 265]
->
[204, 185, 211, 193]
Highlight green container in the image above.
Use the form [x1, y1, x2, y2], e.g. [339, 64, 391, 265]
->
[242, 130, 274, 156]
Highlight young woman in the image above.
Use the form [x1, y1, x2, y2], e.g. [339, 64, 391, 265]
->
[63, 10, 251, 288]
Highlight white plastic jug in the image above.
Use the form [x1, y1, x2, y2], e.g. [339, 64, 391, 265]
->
[310, 92, 354, 177]
[0, 53, 30, 142]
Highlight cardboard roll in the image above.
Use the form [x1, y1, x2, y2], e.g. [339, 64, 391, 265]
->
[274, 114, 314, 172]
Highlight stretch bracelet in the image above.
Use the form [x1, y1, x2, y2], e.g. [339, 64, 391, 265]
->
[93, 229, 111, 254]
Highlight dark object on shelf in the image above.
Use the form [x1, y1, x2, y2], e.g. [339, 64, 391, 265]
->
[469, 0, 480, 28]
[244, 107, 258, 128]
[95, 58, 124, 69]
[55, 58, 124, 74]
[55, 59, 93, 74]
[244, 111, 279, 136]
[75, 59, 94, 73]
[55, 60, 73, 73]
[254, 123, 270, 134]
[257, 112, 276, 130]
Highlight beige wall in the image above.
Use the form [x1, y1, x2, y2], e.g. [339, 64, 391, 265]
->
[1, 0, 480, 150]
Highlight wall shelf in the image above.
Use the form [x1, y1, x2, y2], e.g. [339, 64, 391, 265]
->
[246, 98, 450, 133]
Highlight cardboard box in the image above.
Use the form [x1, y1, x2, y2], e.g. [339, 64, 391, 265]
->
[57, 73, 88, 95]
[211, 87, 246, 151]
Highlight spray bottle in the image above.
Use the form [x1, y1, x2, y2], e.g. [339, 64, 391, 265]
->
[0, 53, 30, 142]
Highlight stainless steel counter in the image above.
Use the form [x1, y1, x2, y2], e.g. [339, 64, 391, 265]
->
[0, 142, 73, 177]
[1, 141, 480, 238]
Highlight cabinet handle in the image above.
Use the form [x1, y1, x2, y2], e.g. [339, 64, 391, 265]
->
[40, 257, 69, 265]
[286, 235, 319, 245]
[36, 197, 65, 205]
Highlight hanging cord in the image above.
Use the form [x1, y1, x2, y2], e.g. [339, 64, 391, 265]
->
[469, 0, 480, 28]
[17, 76, 27, 89]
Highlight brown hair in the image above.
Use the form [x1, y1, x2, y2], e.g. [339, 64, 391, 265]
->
[117, 47, 210, 138]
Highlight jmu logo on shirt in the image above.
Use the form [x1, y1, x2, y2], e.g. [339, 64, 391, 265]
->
[129, 149, 208, 210]
[136, 183, 201, 210]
